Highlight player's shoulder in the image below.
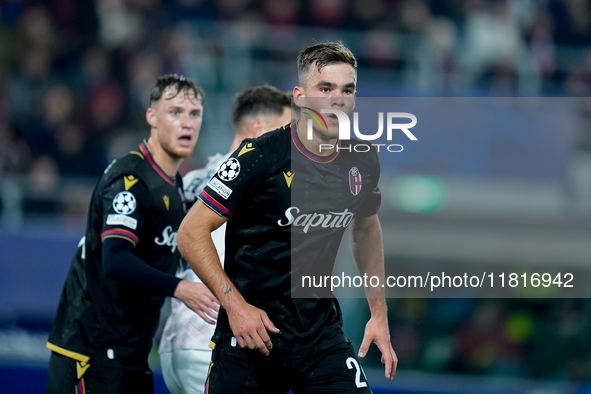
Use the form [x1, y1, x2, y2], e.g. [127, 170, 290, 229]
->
[99, 147, 154, 192]
[183, 153, 227, 184]
[103, 150, 145, 178]
[229, 123, 290, 165]
[241, 123, 291, 158]
[183, 152, 228, 201]
[255, 123, 292, 146]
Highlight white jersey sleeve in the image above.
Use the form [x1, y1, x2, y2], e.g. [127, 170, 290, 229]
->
[183, 153, 229, 205]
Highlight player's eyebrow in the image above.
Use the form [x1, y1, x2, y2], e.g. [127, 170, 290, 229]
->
[342, 82, 356, 90]
[167, 104, 202, 115]
[315, 81, 356, 90]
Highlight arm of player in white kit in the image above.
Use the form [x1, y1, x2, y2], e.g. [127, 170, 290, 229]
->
[350, 213, 398, 381]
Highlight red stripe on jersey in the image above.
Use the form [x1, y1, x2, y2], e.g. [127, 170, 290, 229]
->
[77, 378, 85, 394]
[139, 141, 176, 185]
[291, 121, 339, 163]
[199, 191, 233, 220]
[101, 229, 139, 246]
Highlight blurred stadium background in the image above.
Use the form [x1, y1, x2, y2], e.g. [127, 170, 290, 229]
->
[1, 0, 591, 393]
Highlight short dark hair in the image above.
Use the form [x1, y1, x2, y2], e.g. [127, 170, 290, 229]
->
[231, 85, 291, 126]
[297, 41, 357, 86]
[149, 74, 205, 105]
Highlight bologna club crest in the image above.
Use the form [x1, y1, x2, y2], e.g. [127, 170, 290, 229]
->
[349, 167, 362, 196]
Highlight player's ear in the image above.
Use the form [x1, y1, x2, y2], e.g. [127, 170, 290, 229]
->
[146, 107, 156, 128]
[250, 118, 262, 138]
[293, 86, 304, 108]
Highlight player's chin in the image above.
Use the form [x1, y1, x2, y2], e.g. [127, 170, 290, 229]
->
[323, 125, 340, 139]
[176, 148, 194, 158]
[169, 145, 195, 159]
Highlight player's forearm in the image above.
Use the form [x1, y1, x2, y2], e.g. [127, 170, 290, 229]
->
[102, 237, 181, 296]
[366, 296, 388, 320]
[177, 205, 245, 311]
[178, 225, 230, 298]
[350, 215, 387, 314]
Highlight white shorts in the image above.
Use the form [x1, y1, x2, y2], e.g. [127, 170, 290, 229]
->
[160, 349, 212, 394]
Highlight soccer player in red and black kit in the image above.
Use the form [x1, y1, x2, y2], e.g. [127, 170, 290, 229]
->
[178, 42, 397, 393]
[46, 74, 219, 394]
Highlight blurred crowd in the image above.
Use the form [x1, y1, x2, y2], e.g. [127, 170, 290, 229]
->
[1, 0, 591, 217]
[1, 0, 591, 385]
[383, 297, 591, 385]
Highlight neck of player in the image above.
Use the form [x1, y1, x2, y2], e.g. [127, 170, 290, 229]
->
[146, 138, 183, 178]
[296, 116, 337, 156]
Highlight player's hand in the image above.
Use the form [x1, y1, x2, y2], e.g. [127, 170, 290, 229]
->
[174, 280, 220, 324]
[226, 301, 280, 356]
[358, 316, 397, 381]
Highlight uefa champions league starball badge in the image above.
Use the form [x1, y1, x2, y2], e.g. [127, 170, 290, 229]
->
[218, 158, 241, 181]
[113, 191, 137, 215]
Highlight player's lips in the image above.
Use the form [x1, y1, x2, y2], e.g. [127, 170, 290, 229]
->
[178, 135, 192, 147]
[328, 114, 339, 125]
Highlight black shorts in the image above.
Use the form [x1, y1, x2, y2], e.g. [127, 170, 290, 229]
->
[46, 351, 153, 394]
[205, 335, 372, 394]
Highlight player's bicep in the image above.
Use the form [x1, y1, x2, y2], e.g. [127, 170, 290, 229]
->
[183, 199, 226, 233]
[178, 200, 226, 263]
[100, 175, 149, 247]
[351, 213, 379, 235]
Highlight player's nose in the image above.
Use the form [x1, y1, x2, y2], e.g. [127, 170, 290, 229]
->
[330, 91, 345, 107]
[179, 112, 192, 127]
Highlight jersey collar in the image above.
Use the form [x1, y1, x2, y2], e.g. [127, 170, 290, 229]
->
[139, 140, 177, 185]
[291, 120, 340, 163]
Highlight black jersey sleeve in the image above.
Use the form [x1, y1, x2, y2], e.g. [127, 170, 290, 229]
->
[357, 149, 382, 217]
[357, 185, 382, 217]
[100, 174, 150, 247]
[102, 237, 181, 296]
[198, 139, 268, 220]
